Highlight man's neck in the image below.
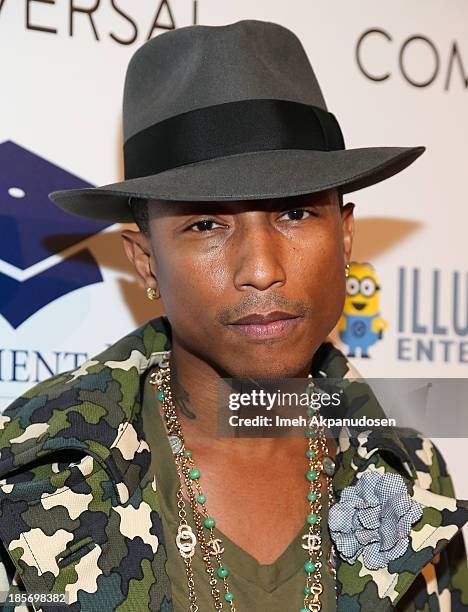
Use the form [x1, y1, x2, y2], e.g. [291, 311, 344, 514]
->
[162, 341, 331, 461]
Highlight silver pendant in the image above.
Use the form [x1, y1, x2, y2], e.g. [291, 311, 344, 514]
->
[322, 456, 336, 476]
[207, 538, 225, 555]
[168, 435, 183, 454]
[175, 524, 197, 559]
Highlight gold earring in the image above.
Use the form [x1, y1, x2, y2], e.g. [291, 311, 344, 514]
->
[146, 287, 159, 301]
[345, 263, 350, 278]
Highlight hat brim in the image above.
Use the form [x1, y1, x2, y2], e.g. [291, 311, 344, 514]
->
[48, 146, 425, 223]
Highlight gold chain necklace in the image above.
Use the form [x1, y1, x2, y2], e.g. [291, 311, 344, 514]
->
[149, 355, 336, 611]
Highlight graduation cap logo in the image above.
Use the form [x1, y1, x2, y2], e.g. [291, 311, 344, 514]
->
[0, 141, 112, 329]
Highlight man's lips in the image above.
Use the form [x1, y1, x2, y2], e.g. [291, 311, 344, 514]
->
[227, 311, 302, 339]
[230, 310, 299, 325]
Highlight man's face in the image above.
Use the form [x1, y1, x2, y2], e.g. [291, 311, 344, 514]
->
[124, 189, 354, 379]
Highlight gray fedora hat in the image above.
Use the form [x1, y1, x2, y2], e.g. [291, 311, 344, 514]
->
[49, 19, 425, 223]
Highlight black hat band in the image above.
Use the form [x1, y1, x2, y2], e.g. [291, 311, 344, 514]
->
[123, 98, 345, 181]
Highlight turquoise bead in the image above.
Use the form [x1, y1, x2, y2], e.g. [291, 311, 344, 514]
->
[216, 566, 229, 578]
[304, 561, 316, 573]
[304, 428, 315, 437]
[197, 494, 206, 504]
[306, 449, 316, 458]
[204, 517, 215, 528]
[157, 390, 165, 401]
[306, 407, 314, 416]
[307, 513, 318, 525]
[306, 470, 318, 481]
[189, 468, 200, 479]
[307, 491, 317, 502]
[183, 449, 192, 458]
[224, 592, 234, 602]
[304, 585, 312, 595]
[300, 608, 309, 612]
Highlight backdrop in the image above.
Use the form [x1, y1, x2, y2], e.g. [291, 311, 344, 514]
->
[1, 0, 467, 535]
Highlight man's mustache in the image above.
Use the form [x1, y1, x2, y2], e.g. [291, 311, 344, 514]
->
[217, 295, 310, 325]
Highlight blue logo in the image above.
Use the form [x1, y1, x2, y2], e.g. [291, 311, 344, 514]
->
[397, 266, 468, 364]
[0, 141, 111, 328]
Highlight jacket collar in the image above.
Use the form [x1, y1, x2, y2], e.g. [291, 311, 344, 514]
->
[0, 315, 171, 505]
[310, 341, 416, 492]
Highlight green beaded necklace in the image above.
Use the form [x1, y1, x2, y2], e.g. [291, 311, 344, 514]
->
[150, 354, 336, 611]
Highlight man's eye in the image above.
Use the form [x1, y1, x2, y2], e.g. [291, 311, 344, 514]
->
[279, 208, 315, 221]
[188, 219, 223, 232]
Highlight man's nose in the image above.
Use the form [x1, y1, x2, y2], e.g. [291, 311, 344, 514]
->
[232, 222, 287, 292]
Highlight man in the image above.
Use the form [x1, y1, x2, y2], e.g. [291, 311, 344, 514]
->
[0, 19, 467, 612]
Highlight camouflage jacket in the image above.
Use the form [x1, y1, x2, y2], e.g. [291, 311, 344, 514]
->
[0, 315, 467, 611]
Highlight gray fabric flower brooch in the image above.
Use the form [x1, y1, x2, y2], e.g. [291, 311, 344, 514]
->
[328, 471, 423, 570]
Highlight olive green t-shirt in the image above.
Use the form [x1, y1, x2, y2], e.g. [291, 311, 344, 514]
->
[141, 370, 337, 611]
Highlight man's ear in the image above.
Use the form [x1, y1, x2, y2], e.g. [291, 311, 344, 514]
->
[120, 229, 158, 292]
[341, 202, 355, 264]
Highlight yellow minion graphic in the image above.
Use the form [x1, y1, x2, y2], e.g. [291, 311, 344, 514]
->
[338, 262, 388, 358]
